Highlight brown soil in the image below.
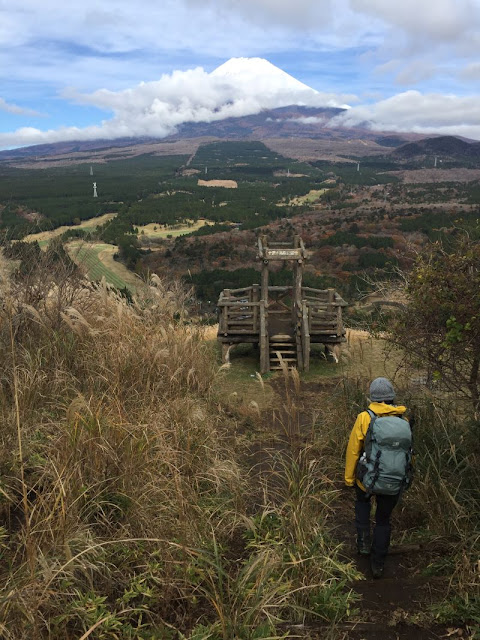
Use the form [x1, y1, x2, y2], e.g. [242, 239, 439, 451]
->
[17, 208, 43, 222]
[386, 168, 480, 183]
[197, 179, 238, 188]
[262, 137, 388, 161]
[10, 137, 218, 169]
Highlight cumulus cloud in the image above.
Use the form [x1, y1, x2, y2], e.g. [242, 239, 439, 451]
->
[0, 98, 42, 117]
[330, 91, 480, 140]
[185, 0, 336, 30]
[350, 0, 478, 41]
[0, 0, 336, 60]
[0, 0, 378, 70]
[0, 59, 353, 149]
[394, 61, 437, 86]
[0, 125, 108, 149]
[373, 59, 438, 87]
[460, 62, 480, 81]
[185, 0, 480, 44]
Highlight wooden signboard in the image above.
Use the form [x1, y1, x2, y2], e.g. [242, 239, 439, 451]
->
[265, 248, 302, 259]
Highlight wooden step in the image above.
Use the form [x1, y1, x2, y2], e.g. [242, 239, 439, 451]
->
[270, 351, 297, 360]
[270, 365, 298, 370]
[269, 334, 293, 341]
[270, 348, 296, 355]
[270, 344, 295, 350]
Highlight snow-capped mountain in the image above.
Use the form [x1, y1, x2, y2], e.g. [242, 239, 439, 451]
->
[211, 57, 316, 95]
[0, 57, 357, 155]
[210, 57, 349, 110]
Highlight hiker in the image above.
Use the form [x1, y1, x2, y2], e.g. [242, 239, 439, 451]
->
[344, 377, 412, 578]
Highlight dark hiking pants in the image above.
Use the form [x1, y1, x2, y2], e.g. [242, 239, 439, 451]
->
[355, 485, 399, 565]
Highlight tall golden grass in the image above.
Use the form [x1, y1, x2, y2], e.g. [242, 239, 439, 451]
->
[0, 252, 247, 637]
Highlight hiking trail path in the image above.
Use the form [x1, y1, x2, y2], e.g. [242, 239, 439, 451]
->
[245, 375, 467, 640]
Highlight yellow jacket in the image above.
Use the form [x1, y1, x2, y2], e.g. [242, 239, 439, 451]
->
[344, 402, 408, 489]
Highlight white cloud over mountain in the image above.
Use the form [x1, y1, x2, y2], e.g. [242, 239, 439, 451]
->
[2, 56, 480, 148]
[0, 58, 355, 148]
[331, 91, 480, 140]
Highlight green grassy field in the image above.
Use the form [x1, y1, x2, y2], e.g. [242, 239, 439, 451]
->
[290, 188, 327, 205]
[24, 213, 118, 248]
[67, 241, 141, 292]
[136, 219, 208, 239]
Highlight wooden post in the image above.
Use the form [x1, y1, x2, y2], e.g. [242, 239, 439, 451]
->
[261, 262, 269, 303]
[221, 342, 231, 364]
[292, 258, 303, 324]
[260, 300, 269, 373]
[221, 307, 228, 335]
[252, 284, 259, 333]
[222, 289, 231, 336]
[302, 301, 310, 372]
[336, 304, 343, 336]
[296, 331, 303, 371]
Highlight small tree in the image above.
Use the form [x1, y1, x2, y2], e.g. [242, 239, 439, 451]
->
[388, 234, 480, 412]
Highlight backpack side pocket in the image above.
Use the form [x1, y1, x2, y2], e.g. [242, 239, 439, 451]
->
[356, 453, 368, 482]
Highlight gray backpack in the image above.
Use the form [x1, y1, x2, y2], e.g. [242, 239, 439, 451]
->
[356, 410, 413, 496]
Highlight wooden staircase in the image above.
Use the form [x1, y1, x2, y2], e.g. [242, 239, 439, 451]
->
[269, 334, 297, 370]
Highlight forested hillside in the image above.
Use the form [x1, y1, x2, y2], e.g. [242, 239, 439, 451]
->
[1, 138, 480, 306]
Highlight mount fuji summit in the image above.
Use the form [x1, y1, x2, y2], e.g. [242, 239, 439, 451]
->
[210, 57, 350, 110]
[212, 58, 318, 97]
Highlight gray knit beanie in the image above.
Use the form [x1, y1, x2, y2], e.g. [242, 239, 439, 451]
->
[369, 377, 395, 403]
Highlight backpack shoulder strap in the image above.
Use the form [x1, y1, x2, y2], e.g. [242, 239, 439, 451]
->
[365, 409, 377, 431]
[363, 409, 377, 448]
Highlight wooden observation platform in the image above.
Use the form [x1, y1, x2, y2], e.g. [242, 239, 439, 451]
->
[217, 236, 347, 373]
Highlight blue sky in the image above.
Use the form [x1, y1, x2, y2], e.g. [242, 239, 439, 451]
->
[1, 0, 480, 148]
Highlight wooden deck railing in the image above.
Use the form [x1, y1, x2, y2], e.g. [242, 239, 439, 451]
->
[217, 285, 346, 340]
[303, 287, 347, 338]
[217, 285, 260, 335]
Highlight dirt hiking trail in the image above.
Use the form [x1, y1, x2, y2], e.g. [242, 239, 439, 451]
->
[245, 374, 469, 640]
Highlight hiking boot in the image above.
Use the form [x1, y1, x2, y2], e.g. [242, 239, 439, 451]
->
[356, 531, 371, 556]
[370, 557, 384, 579]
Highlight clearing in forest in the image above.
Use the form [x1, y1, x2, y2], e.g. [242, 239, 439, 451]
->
[197, 179, 238, 188]
[22, 213, 118, 245]
[136, 219, 208, 239]
[289, 189, 327, 205]
[66, 241, 142, 292]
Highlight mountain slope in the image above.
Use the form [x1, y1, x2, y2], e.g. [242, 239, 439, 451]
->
[0, 106, 422, 163]
[393, 135, 480, 160]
